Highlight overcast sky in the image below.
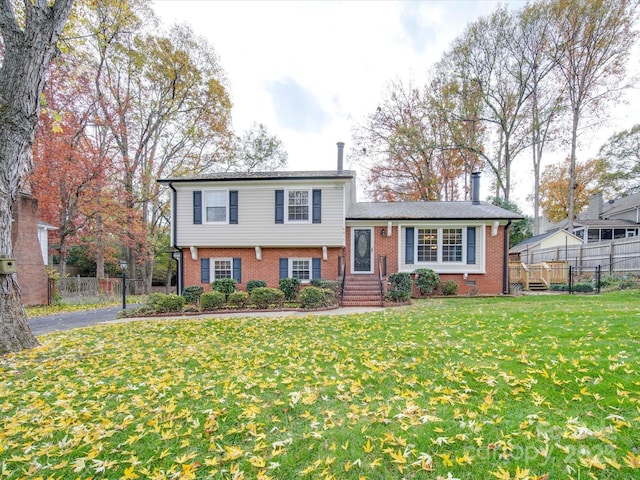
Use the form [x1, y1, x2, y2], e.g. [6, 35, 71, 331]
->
[152, 0, 638, 209]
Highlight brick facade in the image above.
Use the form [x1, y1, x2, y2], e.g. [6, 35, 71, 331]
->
[347, 225, 508, 296]
[11, 194, 49, 306]
[182, 246, 345, 290]
[183, 224, 509, 296]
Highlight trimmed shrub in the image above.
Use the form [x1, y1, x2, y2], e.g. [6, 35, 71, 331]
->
[386, 289, 409, 303]
[200, 291, 226, 311]
[414, 268, 440, 295]
[279, 277, 301, 301]
[182, 286, 204, 304]
[389, 272, 411, 293]
[246, 280, 267, 293]
[251, 287, 285, 309]
[441, 280, 458, 296]
[211, 278, 237, 299]
[550, 284, 569, 291]
[146, 293, 185, 313]
[227, 291, 249, 308]
[310, 278, 341, 296]
[299, 286, 335, 309]
[573, 282, 594, 293]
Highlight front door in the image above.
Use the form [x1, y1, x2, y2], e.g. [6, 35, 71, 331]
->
[353, 228, 372, 273]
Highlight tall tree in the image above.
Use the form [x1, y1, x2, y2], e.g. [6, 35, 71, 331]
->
[429, 58, 485, 200]
[520, 1, 566, 234]
[539, 156, 606, 223]
[351, 79, 466, 201]
[225, 122, 288, 172]
[550, 0, 637, 231]
[597, 124, 640, 196]
[92, 15, 232, 292]
[31, 62, 109, 277]
[449, 6, 536, 201]
[0, 0, 75, 354]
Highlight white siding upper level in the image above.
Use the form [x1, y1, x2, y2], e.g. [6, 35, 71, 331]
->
[169, 177, 353, 248]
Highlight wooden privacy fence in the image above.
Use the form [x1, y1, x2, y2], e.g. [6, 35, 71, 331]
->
[517, 237, 640, 275]
[56, 277, 144, 302]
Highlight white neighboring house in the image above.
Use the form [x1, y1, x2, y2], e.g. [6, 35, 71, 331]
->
[37, 221, 56, 266]
[540, 192, 640, 243]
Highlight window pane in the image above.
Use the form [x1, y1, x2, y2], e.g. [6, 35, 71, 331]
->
[417, 228, 438, 262]
[213, 260, 232, 279]
[288, 190, 309, 221]
[207, 207, 226, 222]
[291, 260, 310, 280]
[587, 229, 599, 242]
[442, 228, 462, 262]
[205, 191, 227, 222]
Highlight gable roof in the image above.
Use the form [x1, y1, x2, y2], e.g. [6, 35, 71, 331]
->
[602, 191, 640, 218]
[347, 201, 523, 221]
[510, 229, 581, 253]
[158, 170, 356, 183]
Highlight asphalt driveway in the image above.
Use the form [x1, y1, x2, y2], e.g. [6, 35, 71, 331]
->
[28, 305, 139, 336]
[28, 305, 386, 336]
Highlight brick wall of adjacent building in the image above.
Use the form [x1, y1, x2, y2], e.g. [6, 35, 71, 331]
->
[182, 246, 346, 290]
[11, 194, 49, 306]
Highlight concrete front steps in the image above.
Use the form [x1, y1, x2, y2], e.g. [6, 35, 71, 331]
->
[341, 275, 384, 307]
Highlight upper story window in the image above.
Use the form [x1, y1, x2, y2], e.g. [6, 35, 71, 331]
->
[205, 191, 228, 223]
[287, 190, 310, 222]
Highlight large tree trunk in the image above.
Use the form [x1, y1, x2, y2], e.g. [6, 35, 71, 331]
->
[0, 0, 75, 355]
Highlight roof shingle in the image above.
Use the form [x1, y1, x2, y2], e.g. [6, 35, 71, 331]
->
[347, 201, 523, 220]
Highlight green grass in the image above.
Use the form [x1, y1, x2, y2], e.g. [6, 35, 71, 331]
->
[2, 291, 640, 479]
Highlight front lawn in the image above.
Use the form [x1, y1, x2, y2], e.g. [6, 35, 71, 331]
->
[2, 291, 639, 479]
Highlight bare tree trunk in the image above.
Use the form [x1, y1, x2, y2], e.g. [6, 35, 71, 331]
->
[0, 0, 74, 354]
[567, 108, 579, 233]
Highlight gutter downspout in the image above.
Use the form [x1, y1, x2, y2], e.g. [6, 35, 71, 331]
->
[503, 220, 512, 294]
[168, 182, 183, 294]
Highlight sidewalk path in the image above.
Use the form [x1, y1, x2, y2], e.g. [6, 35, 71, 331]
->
[29, 305, 386, 336]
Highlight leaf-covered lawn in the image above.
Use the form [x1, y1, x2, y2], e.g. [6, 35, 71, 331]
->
[2, 291, 639, 479]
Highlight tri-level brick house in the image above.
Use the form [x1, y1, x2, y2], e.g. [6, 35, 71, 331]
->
[158, 143, 522, 305]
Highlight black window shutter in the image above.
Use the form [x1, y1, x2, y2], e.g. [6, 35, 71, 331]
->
[312, 258, 321, 279]
[193, 191, 202, 224]
[275, 190, 284, 224]
[279, 258, 288, 279]
[312, 189, 321, 223]
[233, 258, 242, 283]
[467, 227, 476, 264]
[229, 191, 238, 224]
[406, 227, 415, 264]
[201, 258, 210, 283]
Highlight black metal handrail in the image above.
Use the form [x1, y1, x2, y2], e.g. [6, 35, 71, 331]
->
[339, 255, 347, 306]
[377, 255, 387, 305]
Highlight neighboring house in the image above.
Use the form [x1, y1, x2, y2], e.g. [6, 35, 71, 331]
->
[509, 229, 582, 263]
[158, 143, 523, 304]
[11, 193, 52, 306]
[38, 220, 57, 266]
[541, 192, 640, 243]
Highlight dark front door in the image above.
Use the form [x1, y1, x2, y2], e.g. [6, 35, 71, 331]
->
[353, 228, 372, 273]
